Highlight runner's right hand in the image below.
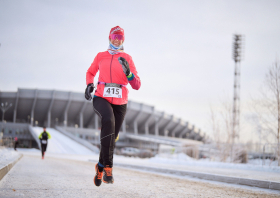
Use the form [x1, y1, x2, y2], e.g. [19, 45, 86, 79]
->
[85, 83, 94, 101]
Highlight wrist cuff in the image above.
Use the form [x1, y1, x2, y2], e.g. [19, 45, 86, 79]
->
[127, 73, 135, 81]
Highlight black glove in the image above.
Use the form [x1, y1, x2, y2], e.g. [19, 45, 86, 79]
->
[85, 83, 94, 101]
[118, 57, 131, 76]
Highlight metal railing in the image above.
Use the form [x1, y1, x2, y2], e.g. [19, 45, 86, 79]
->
[199, 142, 279, 166]
[246, 143, 278, 158]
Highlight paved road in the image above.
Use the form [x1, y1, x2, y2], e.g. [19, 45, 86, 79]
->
[0, 155, 279, 198]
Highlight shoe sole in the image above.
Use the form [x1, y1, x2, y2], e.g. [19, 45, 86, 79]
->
[103, 179, 114, 184]
[94, 177, 102, 187]
[94, 164, 102, 187]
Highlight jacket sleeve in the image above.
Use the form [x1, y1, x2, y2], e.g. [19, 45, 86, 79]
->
[47, 132, 52, 139]
[127, 56, 141, 90]
[38, 132, 42, 139]
[86, 53, 100, 85]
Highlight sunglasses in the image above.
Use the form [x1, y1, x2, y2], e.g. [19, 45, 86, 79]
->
[110, 34, 124, 40]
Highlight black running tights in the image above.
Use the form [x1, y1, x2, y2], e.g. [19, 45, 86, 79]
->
[41, 144, 47, 156]
[93, 97, 127, 167]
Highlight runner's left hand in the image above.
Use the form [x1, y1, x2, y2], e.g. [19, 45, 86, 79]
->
[118, 57, 131, 76]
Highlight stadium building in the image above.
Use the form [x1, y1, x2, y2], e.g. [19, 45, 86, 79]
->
[0, 88, 207, 157]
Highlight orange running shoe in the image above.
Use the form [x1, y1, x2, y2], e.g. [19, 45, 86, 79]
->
[94, 164, 103, 187]
[103, 165, 114, 184]
[42, 156, 44, 160]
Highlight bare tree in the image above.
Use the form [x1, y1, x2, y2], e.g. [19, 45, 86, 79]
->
[251, 61, 280, 165]
[209, 100, 234, 162]
[209, 105, 221, 147]
[209, 97, 248, 163]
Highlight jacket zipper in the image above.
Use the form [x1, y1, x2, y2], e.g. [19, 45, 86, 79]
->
[110, 55, 114, 103]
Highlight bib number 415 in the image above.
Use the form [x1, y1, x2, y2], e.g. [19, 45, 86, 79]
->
[103, 87, 122, 98]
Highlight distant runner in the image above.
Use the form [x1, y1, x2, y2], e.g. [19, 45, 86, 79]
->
[85, 26, 141, 186]
[14, 137, 18, 151]
[38, 127, 51, 159]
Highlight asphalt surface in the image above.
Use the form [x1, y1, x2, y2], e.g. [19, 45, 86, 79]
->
[0, 155, 279, 198]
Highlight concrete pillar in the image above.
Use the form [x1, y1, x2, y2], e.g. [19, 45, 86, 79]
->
[171, 119, 182, 137]
[79, 113, 83, 128]
[134, 121, 138, 135]
[163, 115, 174, 137]
[13, 90, 19, 123]
[194, 129, 201, 140]
[78, 101, 87, 129]
[31, 111, 34, 126]
[179, 122, 189, 138]
[31, 89, 38, 126]
[64, 112, 67, 127]
[141, 107, 155, 135]
[145, 123, 149, 135]
[152, 112, 165, 136]
[122, 119, 126, 133]
[47, 90, 55, 128]
[133, 104, 143, 135]
[47, 111, 51, 128]
[63, 92, 72, 128]
[186, 125, 195, 139]
[155, 117, 159, 136]
[95, 113, 98, 130]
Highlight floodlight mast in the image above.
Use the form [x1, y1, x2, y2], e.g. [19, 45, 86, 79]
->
[231, 34, 244, 162]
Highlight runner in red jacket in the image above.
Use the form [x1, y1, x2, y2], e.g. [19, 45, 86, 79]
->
[85, 26, 141, 187]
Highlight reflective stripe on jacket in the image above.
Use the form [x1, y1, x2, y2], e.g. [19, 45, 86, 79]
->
[86, 51, 141, 105]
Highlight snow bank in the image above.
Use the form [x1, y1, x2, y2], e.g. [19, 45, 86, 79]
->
[0, 147, 21, 167]
[149, 152, 194, 165]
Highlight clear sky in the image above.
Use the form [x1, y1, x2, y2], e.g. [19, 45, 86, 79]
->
[1, 0, 280, 142]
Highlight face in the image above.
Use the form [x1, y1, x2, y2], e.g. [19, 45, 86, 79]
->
[43, 128, 46, 131]
[110, 38, 123, 47]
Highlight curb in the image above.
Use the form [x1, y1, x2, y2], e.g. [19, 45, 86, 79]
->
[111, 162, 280, 191]
[0, 154, 23, 181]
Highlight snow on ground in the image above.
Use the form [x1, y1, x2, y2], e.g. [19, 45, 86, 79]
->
[111, 152, 280, 174]
[111, 153, 280, 182]
[18, 148, 99, 162]
[0, 147, 21, 168]
[17, 148, 280, 182]
[248, 158, 278, 167]
[32, 127, 94, 155]
[146, 153, 280, 173]
[19, 146, 280, 175]
[2, 155, 279, 198]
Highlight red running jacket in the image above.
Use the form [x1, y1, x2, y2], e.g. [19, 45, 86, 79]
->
[86, 51, 141, 105]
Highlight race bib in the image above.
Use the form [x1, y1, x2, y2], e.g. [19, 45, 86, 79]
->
[103, 86, 122, 98]
[41, 140, 47, 144]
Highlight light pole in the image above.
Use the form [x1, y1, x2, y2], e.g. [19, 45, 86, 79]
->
[231, 34, 244, 162]
[1, 102, 12, 132]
